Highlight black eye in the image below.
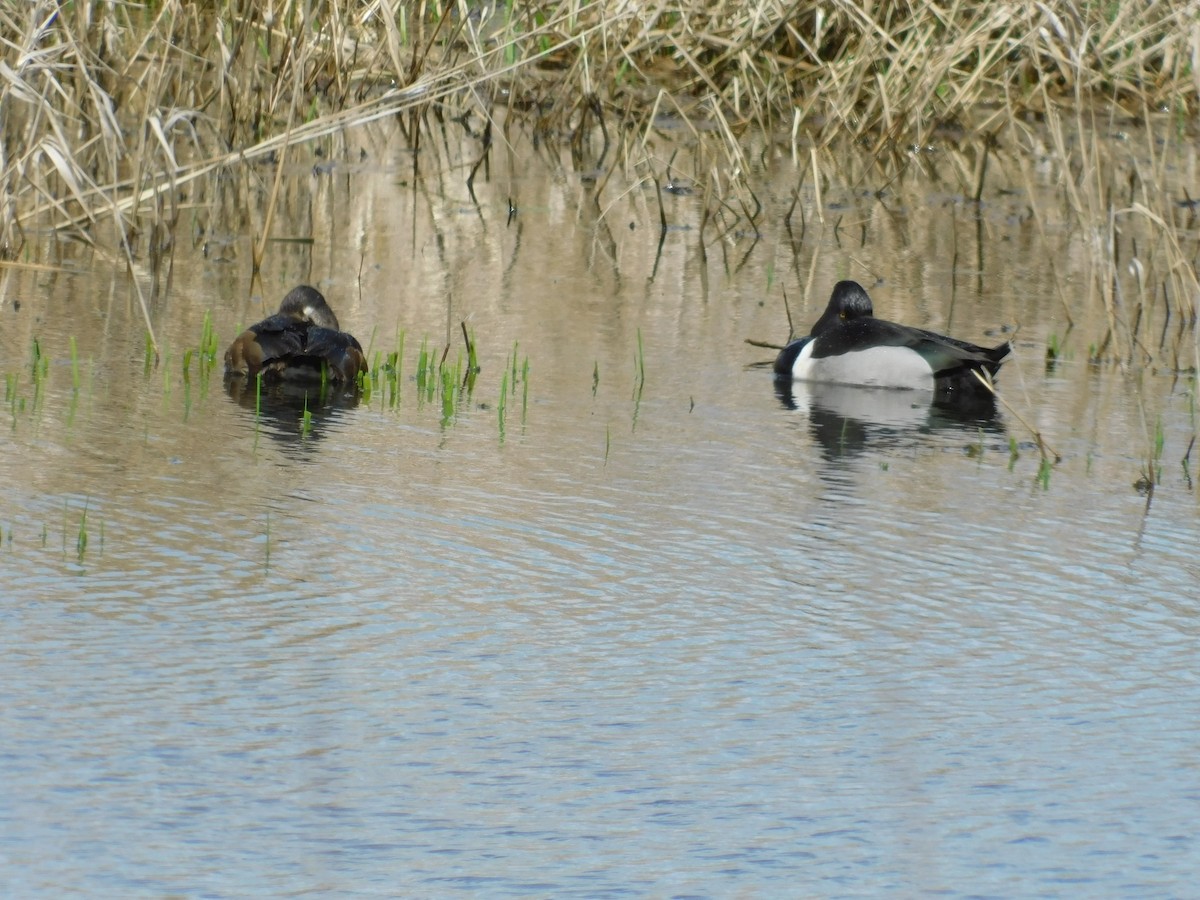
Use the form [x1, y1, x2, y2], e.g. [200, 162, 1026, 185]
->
[839, 311, 847, 319]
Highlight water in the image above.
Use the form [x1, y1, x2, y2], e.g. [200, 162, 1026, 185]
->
[1, 120, 1198, 897]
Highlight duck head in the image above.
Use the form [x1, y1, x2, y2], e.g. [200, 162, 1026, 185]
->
[278, 285, 341, 330]
[811, 280, 874, 335]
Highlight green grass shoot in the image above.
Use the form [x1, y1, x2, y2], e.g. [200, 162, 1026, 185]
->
[300, 394, 313, 436]
[1037, 457, 1052, 490]
[69, 337, 80, 390]
[144, 331, 155, 375]
[199, 311, 218, 373]
[440, 360, 457, 425]
[394, 328, 406, 404]
[521, 357, 529, 424]
[385, 351, 400, 406]
[76, 499, 88, 559]
[498, 369, 508, 440]
[416, 337, 430, 401]
[1046, 332, 1061, 363]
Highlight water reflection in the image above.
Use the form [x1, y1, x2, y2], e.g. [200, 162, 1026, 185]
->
[5, 118, 1200, 899]
[223, 376, 361, 455]
[776, 380, 1004, 460]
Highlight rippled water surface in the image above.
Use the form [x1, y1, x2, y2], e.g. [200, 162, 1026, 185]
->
[2, 121, 1198, 897]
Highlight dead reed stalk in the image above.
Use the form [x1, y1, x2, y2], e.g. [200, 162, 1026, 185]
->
[1, 1, 1197, 368]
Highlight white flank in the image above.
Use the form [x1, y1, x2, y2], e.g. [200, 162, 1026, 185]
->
[792, 341, 934, 390]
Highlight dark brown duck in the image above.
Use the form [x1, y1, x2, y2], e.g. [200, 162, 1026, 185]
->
[225, 285, 368, 384]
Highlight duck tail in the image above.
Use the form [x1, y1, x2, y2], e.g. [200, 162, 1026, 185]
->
[985, 340, 1012, 373]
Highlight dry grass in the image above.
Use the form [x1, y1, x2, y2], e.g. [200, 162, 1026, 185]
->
[1, 1, 1197, 367]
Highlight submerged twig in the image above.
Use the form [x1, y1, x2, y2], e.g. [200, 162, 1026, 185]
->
[972, 369, 1061, 463]
[745, 338, 786, 350]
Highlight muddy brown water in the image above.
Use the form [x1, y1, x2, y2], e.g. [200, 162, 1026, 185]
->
[2, 118, 1198, 896]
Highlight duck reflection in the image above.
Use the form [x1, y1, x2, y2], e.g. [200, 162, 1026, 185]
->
[776, 379, 1003, 460]
[224, 375, 361, 453]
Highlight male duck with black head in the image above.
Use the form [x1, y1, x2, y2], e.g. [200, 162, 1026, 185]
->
[225, 285, 368, 385]
[774, 280, 1010, 399]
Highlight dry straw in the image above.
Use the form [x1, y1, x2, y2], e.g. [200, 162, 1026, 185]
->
[1, 1, 1197, 366]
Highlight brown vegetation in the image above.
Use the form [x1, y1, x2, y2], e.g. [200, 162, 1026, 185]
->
[1, 1, 1197, 368]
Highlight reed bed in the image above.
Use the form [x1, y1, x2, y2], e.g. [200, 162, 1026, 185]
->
[4, 1, 1195, 240]
[2, 0, 1198, 373]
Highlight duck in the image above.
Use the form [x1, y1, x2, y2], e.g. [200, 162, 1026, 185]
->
[224, 285, 368, 384]
[773, 280, 1010, 395]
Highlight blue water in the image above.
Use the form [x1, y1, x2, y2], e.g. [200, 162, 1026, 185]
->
[2, 127, 1198, 897]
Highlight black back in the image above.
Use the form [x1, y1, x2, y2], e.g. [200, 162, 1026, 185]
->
[775, 280, 1011, 393]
